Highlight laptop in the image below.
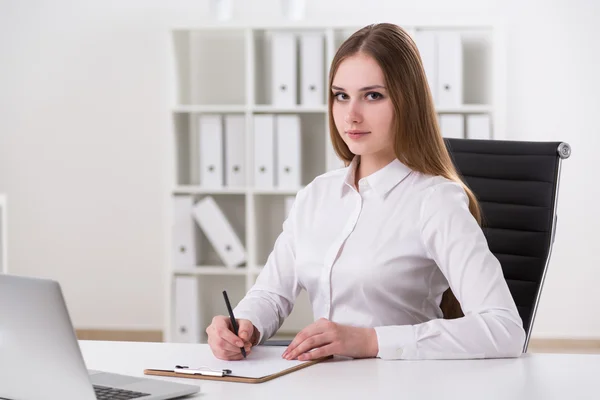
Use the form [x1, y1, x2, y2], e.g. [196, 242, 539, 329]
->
[0, 274, 200, 400]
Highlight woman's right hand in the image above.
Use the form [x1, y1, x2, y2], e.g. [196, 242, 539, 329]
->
[206, 315, 259, 360]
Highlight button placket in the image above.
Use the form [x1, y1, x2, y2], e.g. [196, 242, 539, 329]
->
[320, 193, 363, 318]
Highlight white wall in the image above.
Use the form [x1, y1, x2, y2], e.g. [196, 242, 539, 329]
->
[503, 0, 600, 338]
[0, 0, 598, 337]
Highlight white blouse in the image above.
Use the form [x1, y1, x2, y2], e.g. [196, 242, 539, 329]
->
[234, 157, 526, 360]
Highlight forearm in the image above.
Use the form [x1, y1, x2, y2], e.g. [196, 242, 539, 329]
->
[375, 309, 525, 360]
[234, 289, 294, 344]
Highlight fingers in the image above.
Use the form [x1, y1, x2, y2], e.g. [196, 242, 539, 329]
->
[211, 317, 245, 348]
[209, 334, 246, 354]
[218, 346, 253, 360]
[209, 335, 253, 360]
[283, 318, 330, 359]
[237, 319, 254, 343]
[207, 316, 253, 360]
[284, 332, 330, 360]
[297, 343, 335, 361]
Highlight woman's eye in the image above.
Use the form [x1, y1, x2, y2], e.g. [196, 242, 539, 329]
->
[366, 92, 383, 100]
[334, 92, 348, 101]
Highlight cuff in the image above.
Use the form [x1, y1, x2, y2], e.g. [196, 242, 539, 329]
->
[374, 325, 418, 360]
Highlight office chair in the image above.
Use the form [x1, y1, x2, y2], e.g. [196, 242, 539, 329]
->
[443, 138, 571, 352]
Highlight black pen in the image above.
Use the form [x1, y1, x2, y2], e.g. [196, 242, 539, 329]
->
[222, 290, 246, 358]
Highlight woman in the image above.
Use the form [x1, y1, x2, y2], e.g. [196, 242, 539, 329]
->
[206, 23, 526, 361]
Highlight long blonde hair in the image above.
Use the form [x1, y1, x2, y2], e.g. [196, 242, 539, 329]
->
[328, 23, 480, 318]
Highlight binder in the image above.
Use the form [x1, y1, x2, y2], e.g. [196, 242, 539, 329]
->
[144, 346, 332, 384]
[172, 196, 197, 268]
[439, 114, 465, 139]
[191, 196, 246, 268]
[414, 30, 438, 104]
[253, 115, 276, 189]
[466, 114, 491, 140]
[173, 276, 201, 343]
[437, 32, 463, 107]
[224, 115, 246, 188]
[275, 115, 301, 189]
[299, 33, 324, 106]
[198, 114, 224, 188]
[271, 32, 297, 106]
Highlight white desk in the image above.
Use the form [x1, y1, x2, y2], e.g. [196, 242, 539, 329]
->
[80, 340, 598, 400]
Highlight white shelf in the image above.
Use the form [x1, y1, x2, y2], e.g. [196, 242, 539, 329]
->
[436, 104, 493, 113]
[172, 105, 247, 113]
[173, 266, 247, 276]
[252, 105, 327, 113]
[166, 23, 503, 344]
[173, 186, 247, 195]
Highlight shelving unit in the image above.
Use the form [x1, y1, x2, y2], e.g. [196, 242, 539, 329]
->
[0, 194, 7, 274]
[165, 23, 504, 343]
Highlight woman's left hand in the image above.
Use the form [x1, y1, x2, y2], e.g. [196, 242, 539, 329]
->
[282, 318, 379, 361]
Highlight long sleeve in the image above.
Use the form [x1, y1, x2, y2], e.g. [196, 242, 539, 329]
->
[233, 190, 304, 344]
[374, 181, 526, 360]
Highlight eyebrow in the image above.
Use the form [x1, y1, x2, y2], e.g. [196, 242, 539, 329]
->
[331, 85, 387, 92]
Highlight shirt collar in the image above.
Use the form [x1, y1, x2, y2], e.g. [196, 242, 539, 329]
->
[342, 156, 413, 198]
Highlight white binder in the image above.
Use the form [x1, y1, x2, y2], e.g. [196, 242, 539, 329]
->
[192, 196, 246, 268]
[253, 115, 276, 188]
[437, 32, 463, 107]
[172, 196, 197, 268]
[174, 276, 201, 343]
[439, 114, 465, 139]
[271, 32, 297, 106]
[414, 30, 438, 104]
[275, 115, 301, 189]
[299, 33, 324, 106]
[466, 114, 491, 140]
[224, 115, 246, 187]
[198, 114, 224, 188]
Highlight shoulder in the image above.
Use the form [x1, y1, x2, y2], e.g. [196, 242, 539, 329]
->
[411, 172, 466, 196]
[410, 172, 470, 214]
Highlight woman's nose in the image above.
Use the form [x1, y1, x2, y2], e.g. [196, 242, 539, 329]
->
[344, 102, 363, 124]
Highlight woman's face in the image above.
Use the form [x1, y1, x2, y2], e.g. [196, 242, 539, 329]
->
[331, 53, 395, 160]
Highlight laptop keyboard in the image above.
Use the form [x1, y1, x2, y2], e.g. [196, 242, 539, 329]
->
[93, 384, 150, 399]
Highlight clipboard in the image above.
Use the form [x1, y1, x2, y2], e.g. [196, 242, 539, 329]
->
[144, 355, 332, 384]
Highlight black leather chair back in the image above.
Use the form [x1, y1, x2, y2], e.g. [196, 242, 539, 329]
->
[445, 138, 571, 350]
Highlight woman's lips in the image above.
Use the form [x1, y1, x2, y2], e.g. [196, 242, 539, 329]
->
[346, 130, 370, 139]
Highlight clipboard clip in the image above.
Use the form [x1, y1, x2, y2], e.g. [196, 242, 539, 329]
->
[174, 365, 233, 377]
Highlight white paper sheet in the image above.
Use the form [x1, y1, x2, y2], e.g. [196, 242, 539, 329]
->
[155, 346, 312, 379]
